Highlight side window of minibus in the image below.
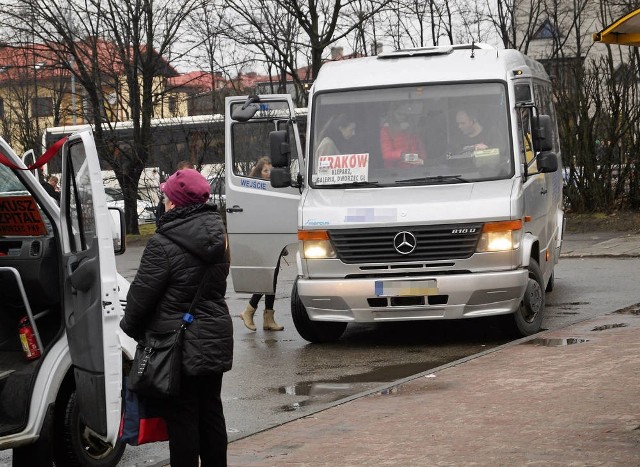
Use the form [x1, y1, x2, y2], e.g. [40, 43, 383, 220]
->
[231, 121, 272, 178]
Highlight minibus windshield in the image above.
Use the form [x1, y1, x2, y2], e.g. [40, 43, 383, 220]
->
[310, 82, 512, 187]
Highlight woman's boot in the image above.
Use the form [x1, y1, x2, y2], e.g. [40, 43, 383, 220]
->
[239, 304, 257, 331]
[263, 309, 284, 331]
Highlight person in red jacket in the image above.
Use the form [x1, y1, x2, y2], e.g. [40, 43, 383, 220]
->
[380, 102, 427, 168]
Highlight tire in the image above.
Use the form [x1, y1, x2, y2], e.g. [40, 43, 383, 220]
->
[291, 278, 347, 343]
[511, 259, 545, 337]
[54, 391, 126, 467]
[545, 270, 555, 292]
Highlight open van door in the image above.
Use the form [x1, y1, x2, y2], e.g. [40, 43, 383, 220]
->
[59, 130, 122, 444]
[224, 95, 303, 293]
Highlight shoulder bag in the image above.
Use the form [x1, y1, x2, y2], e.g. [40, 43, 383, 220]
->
[127, 272, 207, 398]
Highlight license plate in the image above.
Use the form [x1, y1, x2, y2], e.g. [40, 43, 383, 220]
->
[374, 279, 438, 297]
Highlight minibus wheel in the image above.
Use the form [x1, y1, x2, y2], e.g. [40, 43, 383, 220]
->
[291, 278, 347, 343]
[55, 391, 126, 467]
[512, 259, 544, 336]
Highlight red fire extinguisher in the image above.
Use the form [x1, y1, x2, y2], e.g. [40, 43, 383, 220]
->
[18, 316, 41, 360]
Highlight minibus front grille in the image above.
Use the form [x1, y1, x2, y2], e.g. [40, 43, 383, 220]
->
[329, 224, 482, 264]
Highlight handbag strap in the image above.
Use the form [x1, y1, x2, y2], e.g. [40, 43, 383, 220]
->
[187, 271, 209, 317]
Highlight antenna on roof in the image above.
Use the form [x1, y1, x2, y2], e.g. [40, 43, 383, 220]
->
[471, 41, 476, 59]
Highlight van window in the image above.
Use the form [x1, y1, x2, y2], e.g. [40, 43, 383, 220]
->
[231, 119, 301, 181]
[310, 82, 512, 187]
[66, 141, 97, 252]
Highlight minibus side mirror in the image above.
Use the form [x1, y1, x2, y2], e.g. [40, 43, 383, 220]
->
[270, 167, 292, 188]
[536, 151, 559, 173]
[270, 130, 292, 187]
[532, 115, 554, 152]
[231, 95, 260, 122]
[270, 130, 290, 168]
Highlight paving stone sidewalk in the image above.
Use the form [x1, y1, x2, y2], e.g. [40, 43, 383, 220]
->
[228, 306, 640, 466]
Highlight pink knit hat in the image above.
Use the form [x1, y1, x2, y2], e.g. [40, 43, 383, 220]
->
[160, 169, 210, 206]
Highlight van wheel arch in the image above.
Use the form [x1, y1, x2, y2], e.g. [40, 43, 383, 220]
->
[291, 278, 347, 343]
[509, 258, 545, 337]
[51, 368, 126, 467]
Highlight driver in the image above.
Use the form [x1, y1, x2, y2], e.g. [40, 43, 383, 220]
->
[454, 109, 497, 153]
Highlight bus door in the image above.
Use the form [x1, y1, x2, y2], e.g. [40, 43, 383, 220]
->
[224, 95, 303, 293]
[59, 130, 123, 444]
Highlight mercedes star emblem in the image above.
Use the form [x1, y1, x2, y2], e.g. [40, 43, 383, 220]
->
[393, 231, 417, 255]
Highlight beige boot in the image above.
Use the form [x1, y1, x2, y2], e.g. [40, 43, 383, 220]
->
[239, 304, 257, 331]
[263, 309, 284, 331]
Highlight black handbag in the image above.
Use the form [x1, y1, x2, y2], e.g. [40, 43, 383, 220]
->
[127, 273, 207, 398]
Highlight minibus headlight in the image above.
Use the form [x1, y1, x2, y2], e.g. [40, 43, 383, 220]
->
[476, 220, 523, 252]
[298, 230, 337, 259]
[302, 240, 336, 258]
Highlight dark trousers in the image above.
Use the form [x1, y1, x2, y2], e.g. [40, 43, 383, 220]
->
[161, 373, 227, 467]
[250, 293, 275, 309]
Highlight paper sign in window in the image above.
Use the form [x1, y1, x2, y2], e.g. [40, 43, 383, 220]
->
[315, 153, 369, 185]
[0, 196, 47, 236]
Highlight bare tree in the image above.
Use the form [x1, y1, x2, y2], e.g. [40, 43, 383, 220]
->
[222, 0, 310, 105]
[224, 0, 390, 98]
[498, 0, 640, 212]
[487, 0, 544, 51]
[1, 0, 200, 233]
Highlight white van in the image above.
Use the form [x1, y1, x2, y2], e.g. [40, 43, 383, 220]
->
[224, 44, 564, 343]
[0, 130, 135, 465]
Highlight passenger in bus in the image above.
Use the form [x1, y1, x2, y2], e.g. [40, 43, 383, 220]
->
[316, 113, 356, 157]
[380, 102, 427, 168]
[239, 156, 286, 332]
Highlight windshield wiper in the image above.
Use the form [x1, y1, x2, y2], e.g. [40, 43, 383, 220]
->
[319, 181, 380, 188]
[395, 175, 470, 184]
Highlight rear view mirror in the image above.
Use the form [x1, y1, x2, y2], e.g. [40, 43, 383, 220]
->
[270, 130, 290, 168]
[532, 115, 554, 152]
[536, 151, 558, 173]
[108, 206, 126, 255]
[270, 168, 291, 188]
[231, 95, 261, 122]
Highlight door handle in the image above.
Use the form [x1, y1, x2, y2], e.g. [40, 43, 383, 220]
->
[226, 205, 244, 213]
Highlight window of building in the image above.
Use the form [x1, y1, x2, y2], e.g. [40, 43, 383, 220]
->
[533, 20, 559, 40]
[168, 96, 178, 115]
[32, 97, 53, 118]
[0, 97, 4, 119]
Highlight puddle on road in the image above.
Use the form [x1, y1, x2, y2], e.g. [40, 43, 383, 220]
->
[526, 337, 589, 347]
[546, 301, 589, 310]
[277, 362, 436, 411]
[613, 303, 640, 315]
[591, 323, 628, 331]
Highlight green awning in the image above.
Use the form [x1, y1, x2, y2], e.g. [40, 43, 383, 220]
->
[593, 8, 640, 46]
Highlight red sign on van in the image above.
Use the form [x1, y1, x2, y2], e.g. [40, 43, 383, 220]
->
[0, 196, 47, 236]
